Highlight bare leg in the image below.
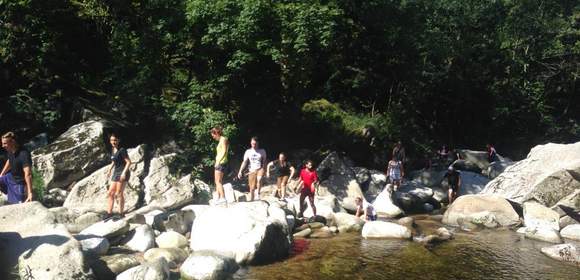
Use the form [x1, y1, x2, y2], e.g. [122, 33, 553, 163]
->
[214, 170, 225, 199]
[117, 181, 125, 215]
[448, 189, 454, 204]
[299, 192, 306, 217]
[256, 169, 264, 198]
[107, 183, 116, 214]
[308, 194, 316, 217]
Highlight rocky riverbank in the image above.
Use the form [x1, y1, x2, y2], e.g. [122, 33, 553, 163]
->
[1, 120, 579, 279]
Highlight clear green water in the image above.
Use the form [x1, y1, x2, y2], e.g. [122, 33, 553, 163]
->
[234, 218, 580, 280]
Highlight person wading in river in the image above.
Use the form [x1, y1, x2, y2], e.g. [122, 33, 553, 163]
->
[105, 133, 131, 218]
[237, 136, 267, 201]
[211, 126, 229, 205]
[386, 155, 404, 191]
[0, 132, 33, 204]
[297, 159, 319, 220]
[443, 165, 461, 204]
[266, 152, 295, 201]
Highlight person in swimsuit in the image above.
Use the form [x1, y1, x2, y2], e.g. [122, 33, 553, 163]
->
[105, 134, 131, 217]
[237, 136, 267, 201]
[211, 126, 229, 204]
[297, 160, 319, 219]
[386, 156, 404, 191]
[355, 197, 377, 221]
[0, 132, 33, 203]
[266, 152, 296, 200]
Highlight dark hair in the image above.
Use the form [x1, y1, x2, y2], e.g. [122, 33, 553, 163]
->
[109, 133, 120, 140]
[210, 126, 223, 136]
[305, 159, 314, 166]
[251, 136, 259, 142]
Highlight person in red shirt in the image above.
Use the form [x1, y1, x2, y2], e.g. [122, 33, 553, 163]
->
[297, 159, 319, 219]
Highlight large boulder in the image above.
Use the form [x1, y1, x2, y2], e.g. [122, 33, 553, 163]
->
[560, 224, 580, 241]
[144, 154, 211, 209]
[0, 202, 94, 280]
[316, 152, 365, 201]
[365, 170, 388, 201]
[156, 231, 189, 249]
[76, 234, 110, 256]
[80, 218, 130, 239]
[144, 248, 188, 266]
[361, 221, 412, 239]
[551, 189, 580, 217]
[372, 188, 403, 218]
[63, 145, 146, 214]
[89, 253, 140, 279]
[190, 201, 290, 265]
[180, 251, 239, 280]
[116, 258, 170, 280]
[518, 226, 562, 243]
[523, 201, 560, 231]
[32, 120, 110, 190]
[442, 195, 520, 228]
[541, 244, 580, 266]
[482, 142, 580, 207]
[122, 224, 156, 252]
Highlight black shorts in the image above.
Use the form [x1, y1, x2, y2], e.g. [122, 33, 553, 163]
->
[450, 184, 459, 192]
[215, 163, 228, 172]
[112, 170, 130, 182]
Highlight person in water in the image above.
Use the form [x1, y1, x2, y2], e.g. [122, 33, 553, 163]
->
[443, 165, 461, 204]
[105, 133, 131, 218]
[386, 155, 404, 191]
[355, 197, 377, 221]
[237, 136, 267, 201]
[266, 152, 295, 200]
[211, 126, 229, 205]
[297, 160, 319, 219]
[0, 132, 33, 204]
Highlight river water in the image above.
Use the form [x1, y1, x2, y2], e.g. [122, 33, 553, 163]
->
[234, 216, 580, 280]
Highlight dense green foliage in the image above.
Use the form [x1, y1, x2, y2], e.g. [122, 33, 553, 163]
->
[1, 0, 578, 168]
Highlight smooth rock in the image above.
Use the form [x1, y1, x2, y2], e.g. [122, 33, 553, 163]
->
[442, 195, 520, 228]
[117, 258, 170, 280]
[560, 224, 580, 241]
[560, 215, 580, 229]
[90, 253, 140, 279]
[32, 120, 110, 190]
[523, 201, 560, 231]
[156, 231, 189, 249]
[316, 152, 365, 201]
[372, 188, 403, 218]
[541, 243, 580, 266]
[361, 221, 412, 239]
[180, 251, 239, 280]
[80, 218, 130, 239]
[76, 234, 110, 256]
[68, 212, 104, 233]
[123, 224, 156, 252]
[144, 248, 188, 267]
[293, 228, 312, 238]
[334, 212, 365, 230]
[521, 227, 563, 243]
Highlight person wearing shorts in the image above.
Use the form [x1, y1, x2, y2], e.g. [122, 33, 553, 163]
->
[297, 160, 318, 219]
[386, 156, 404, 191]
[237, 136, 267, 201]
[211, 126, 229, 204]
[444, 166, 461, 204]
[355, 197, 377, 221]
[266, 152, 295, 200]
[0, 132, 33, 204]
[105, 134, 131, 218]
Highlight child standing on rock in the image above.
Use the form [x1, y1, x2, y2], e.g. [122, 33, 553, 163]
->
[386, 156, 404, 191]
[297, 159, 319, 220]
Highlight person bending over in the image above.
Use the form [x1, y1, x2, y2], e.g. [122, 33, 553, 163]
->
[266, 152, 295, 201]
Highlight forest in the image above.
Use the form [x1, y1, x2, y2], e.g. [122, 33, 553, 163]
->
[1, 0, 579, 171]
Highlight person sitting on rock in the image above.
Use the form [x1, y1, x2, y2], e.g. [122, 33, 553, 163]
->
[266, 152, 295, 201]
[487, 144, 498, 163]
[211, 126, 229, 205]
[443, 166, 461, 204]
[237, 136, 267, 201]
[297, 159, 319, 219]
[355, 197, 377, 221]
[0, 132, 33, 204]
[105, 133, 131, 218]
[386, 156, 404, 191]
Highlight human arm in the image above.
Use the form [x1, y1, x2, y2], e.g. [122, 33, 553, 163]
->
[363, 207, 369, 221]
[289, 166, 296, 180]
[355, 205, 362, 218]
[400, 161, 405, 178]
[266, 161, 274, 178]
[106, 162, 114, 178]
[120, 150, 131, 181]
[0, 160, 10, 176]
[23, 166, 33, 202]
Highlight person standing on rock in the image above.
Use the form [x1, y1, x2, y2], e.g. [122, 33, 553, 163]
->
[0, 132, 33, 204]
[487, 144, 498, 163]
[392, 141, 406, 163]
[211, 126, 229, 205]
[443, 166, 461, 204]
[237, 136, 267, 201]
[355, 197, 377, 221]
[105, 133, 131, 218]
[266, 152, 295, 201]
[386, 156, 404, 191]
[297, 159, 319, 220]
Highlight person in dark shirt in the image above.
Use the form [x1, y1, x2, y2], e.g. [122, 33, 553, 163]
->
[266, 152, 296, 200]
[443, 166, 461, 204]
[0, 132, 33, 203]
[105, 134, 131, 217]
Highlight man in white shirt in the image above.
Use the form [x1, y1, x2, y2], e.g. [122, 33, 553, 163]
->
[238, 136, 267, 201]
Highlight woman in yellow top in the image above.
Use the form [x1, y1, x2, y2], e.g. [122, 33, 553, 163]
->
[211, 126, 228, 204]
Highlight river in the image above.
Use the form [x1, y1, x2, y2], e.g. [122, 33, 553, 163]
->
[234, 216, 580, 280]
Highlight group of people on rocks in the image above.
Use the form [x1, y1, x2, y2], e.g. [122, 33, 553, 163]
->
[0, 128, 499, 222]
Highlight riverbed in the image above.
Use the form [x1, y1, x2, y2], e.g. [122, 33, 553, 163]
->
[235, 216, 580, 280]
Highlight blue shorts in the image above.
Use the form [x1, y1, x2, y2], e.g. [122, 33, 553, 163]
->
[0, 173, 25, 204]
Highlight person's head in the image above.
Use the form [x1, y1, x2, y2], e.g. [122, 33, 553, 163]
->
[210, 126, 223, 140]
[278, 152, 286, 162]
[355, 197, 363, 206]
[396, 141, 402, 147]
[305, 159, 314, 170]
[486, 144, 493, 149]
[447, 166, 455, 173]
[250, 136, 259, 149]
[109, 133, 120, 148]
[1, 132, 18, 152]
